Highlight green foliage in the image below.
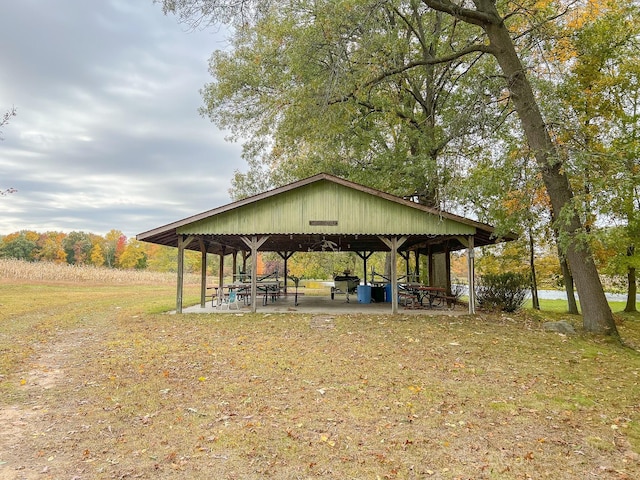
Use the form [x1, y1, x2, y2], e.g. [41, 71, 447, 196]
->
[258, 250, 389, 282]
[593, 226, 640, 276]
[103, 229, 124, 267]
[476, 241, 560, 289]
[145, 244, 179, 272]
[62, 231, 92, 265]
[36, 231, 67, 263]
[0, 231, 37, 261]
[204, 0, 508, 207]
[118, 239, 148, 269]
[550, 0, 640, 259]
[476, 272, 530, 313]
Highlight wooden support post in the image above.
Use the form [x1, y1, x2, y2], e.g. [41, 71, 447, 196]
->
[428, 246, 434, 286]
[444, 241, 452, 296]
[242, 251, 250, 278]
[398, 251, 411, 282]
[379, 236, 407, 314]
[241, 236, 269, 312]
[232, 251, 238, 282]
[218, 247, 226, 306]
[468, 235, 476, 314]
[355, 251, 374, 285]
[176, 235, 194, 314]
[391, 240, 398, 313]
[277, 251, 294, 293]
[456, 235, 476, 315]
[199, 238, 207, 308]
[404, 252, 410, 281]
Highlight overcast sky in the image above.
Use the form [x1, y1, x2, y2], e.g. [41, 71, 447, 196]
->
[0, 0, 245, 239]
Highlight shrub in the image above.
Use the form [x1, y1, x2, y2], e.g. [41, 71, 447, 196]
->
[476, 272, 529, 312]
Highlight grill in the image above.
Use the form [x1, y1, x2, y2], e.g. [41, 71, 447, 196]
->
[331, 273, 360, 302]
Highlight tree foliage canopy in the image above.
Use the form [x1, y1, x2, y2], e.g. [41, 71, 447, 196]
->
[177, 1, 511, 205]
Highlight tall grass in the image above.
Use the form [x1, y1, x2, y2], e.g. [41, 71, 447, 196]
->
[0, 258, 200, 285]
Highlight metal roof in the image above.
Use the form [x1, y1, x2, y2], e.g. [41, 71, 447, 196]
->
[136, 173, 511, 254]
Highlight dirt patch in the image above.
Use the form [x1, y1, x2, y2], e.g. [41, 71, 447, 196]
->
[0, 407, 33, 440]
[310, 315, 335, 329]
[0, 329, 97, 479]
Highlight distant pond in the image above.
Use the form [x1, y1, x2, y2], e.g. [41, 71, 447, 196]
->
[455, 286, 639, 302]
[536, 289, 640, 302]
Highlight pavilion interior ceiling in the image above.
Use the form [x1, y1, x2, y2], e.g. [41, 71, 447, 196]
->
[183, 231, 495, 257]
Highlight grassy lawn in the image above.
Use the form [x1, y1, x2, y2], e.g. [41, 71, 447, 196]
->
[1, 276, 639, 479]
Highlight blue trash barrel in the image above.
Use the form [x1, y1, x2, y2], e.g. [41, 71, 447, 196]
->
[357, 285, 372, 304]
[384, 284, 392, 302]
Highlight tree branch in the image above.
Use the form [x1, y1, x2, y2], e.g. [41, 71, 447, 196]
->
[1, 106, 17, 140]
[360, 43, 495, 95]
[420, 0, 498, 27]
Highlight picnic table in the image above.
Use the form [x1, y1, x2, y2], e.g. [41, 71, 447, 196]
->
[400, 284, 448, 308]
[207, 284, 250, 307]
[256, 281, 282, 305]
[214, 281, 282, 306]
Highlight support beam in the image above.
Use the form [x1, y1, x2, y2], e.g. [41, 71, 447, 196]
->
[444, 242, 452, 295]
[277, 251, 295, 293]
[241, 236, 269, 312]
[176, 235, 195, 314]
[199, 238, 207, 308]
[218, 247, 226, 306]
[467, 235, 476, 314]
[379, 236, 407, 314]
[355, 251, 374, 285]
[232, 251, 238, 282]
[456, 235, 476, 314]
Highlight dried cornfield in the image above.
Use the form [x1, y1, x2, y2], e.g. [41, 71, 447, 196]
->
[0, 258, 200, 285]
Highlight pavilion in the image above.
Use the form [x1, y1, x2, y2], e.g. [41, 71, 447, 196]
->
[137, 173, 513, 314]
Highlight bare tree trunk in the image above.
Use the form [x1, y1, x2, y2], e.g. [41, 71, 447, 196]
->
[553, 230, 579, 314]
[422, 0, 618, 335]
[560, 256, 579, 314]
[528, 226, 540, 310]
[625, 264, 637, 313]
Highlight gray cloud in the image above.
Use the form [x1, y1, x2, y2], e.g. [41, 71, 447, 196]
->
[0, 0, 243, 238]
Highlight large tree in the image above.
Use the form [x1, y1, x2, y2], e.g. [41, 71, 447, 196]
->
[158, 0, 620, 336]
[414, 1, 618, 335]
[546, 0, 639, 312]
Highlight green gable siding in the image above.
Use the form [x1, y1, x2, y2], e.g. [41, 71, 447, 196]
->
[178, 180, 475, 236]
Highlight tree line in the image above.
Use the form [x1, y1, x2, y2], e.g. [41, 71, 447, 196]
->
[0, 230, 143, 269]
[1, 226, 631, 302]
[0, 230, 204, 272]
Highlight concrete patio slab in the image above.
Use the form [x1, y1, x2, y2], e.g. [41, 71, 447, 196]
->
[179, 293, 465, 316]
